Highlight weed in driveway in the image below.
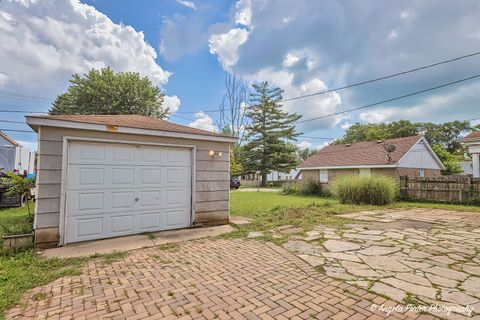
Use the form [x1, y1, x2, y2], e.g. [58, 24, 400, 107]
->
[158, 243, 180, 251]
[99, 251, 128, 265]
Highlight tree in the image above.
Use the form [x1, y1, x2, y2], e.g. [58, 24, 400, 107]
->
[431, 144, 462, 175]
[335, 120, 472, 155]
[217, 74, 249, 143]
[298, 147, 318, 161]
[230, 145, 243, 177]
[49, 67, 169, 119]
[242, 82, 302, 186]
[0, 172, 35, 217]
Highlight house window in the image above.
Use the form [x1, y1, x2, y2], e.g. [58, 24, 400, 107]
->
[319, 169, 328, 183]
[419, 169, 425, 177]
[359, 168, 371, 176]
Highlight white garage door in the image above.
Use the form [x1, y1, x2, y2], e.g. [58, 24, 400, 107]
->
[65, 141, 192, 244]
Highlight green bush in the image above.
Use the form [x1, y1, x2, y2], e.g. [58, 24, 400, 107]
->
[281, 181, 301, 195]
[299, 178, 323, 196]
[332, 175, 398, 205]
[281, 178, 323, 196]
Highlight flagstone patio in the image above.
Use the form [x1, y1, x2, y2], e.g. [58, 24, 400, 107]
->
[283, 208, 480, 318]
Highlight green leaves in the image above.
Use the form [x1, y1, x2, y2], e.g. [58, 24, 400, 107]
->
[431, 144, 463, 175]
[335, 120, 472, 155]
[243, 82, 302, 185]
[0, 173, 34, 197]
[49, 67, 168, 119]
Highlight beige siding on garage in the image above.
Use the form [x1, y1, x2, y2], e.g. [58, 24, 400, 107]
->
[35, 126, 231, 247]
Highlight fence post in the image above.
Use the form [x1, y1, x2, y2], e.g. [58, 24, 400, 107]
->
[400, 175, 408, 200]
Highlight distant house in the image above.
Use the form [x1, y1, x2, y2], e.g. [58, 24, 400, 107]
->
[267, 169, 301, 181]
[462, 131, 480, 177]
[460, 161, 473, 175]
[0, 130, 35, 173]
[298, 135, 444, 186]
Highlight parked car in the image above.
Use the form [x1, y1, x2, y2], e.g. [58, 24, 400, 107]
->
[230, 176, 241, 189]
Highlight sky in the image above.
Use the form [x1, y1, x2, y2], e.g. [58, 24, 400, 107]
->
[1, 0, 480, 151]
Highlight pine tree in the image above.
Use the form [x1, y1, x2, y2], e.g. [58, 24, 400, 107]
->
[243, 82, 301, 186]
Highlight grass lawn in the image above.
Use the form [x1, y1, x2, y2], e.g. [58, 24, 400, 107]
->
[227, 191, 480, 242]
[0, 203, 34, 238]
[0, 252, 87, 320]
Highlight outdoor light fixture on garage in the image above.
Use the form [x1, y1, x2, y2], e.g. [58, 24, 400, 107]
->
[209, 150, 222, 158]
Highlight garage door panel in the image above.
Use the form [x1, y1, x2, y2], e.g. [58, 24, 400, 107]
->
[66, 141, 192, 244]
[67, 191, 105, 216]
[109, 215, 135, 234]
[138, 190, 161, 208]
[166, 208, 190, 227]
[165, 189, 189, 207]
[69, 143, 106, 164]
[110, 191, 135, 210]
[140, 147, 163, 163]
[76, 167, 105, 186]
[139, 213, 160, 231]
[111, 167, 135, 186]
[140, 168, 162, 185]
[166, 168, 189, 185]
[166, 149, 190, 165]
[69, 217, 104, 241]
[111, 145, 137, 163]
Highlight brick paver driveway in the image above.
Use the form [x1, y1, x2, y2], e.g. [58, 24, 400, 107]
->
[8, 209, 480, 319]
[9, 239, 422, 320]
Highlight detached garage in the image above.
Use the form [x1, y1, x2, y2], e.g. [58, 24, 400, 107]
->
[26, 115, 236, 247]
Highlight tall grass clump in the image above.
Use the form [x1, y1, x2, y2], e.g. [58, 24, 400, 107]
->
[281, 178, 323, 196]
[332, 175, 398, 205]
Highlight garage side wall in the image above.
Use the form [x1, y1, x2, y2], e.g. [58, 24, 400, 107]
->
[35, 127, 231, 247]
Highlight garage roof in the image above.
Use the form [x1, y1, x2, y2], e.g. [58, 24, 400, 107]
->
[26, 114, 237, 143]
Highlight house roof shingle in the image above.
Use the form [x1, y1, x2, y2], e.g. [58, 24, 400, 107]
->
[299, 135, 423, 168]
[463, 131, 480, 141]
[27, 114, 230, 138]
[0, 130, 20, 146]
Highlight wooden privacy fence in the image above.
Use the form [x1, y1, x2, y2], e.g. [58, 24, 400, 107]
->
[400, 175, 480, 204]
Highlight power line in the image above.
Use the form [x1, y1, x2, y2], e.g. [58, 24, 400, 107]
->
[0, 120, 26, 124]
[0, 90, 51, 102]
[297, 73, 480, 124]
[282, 50, 480, 102]
[0, 128, 35, 133]
[0, 109, 48, 114]
[175, 50, 480, 114]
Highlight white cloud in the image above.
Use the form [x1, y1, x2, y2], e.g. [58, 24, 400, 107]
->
[0, 0, 171, 98]
[208, 0, 480, 131]
[359, 81, 480, 123]
[163, 95, 181, 114]
[340, 122, 353, 130]
[16, 140, 38, 152]
[283, 53, 300, 67]
[188, 112, 215, 132]
[387, 30, 398, 40]
[175, 0, 197, 10]
[160, 14, 205, 62]
[208, 28, 249, 69]
[235, 0, 252, 27]
[297, 141, 312, 149]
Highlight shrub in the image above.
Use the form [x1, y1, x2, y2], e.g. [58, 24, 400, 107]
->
[299, 178, 323, 196]
[332, 175, 398, 205]
[281, 178, 323, 196]
[281, 181, 301, 195]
